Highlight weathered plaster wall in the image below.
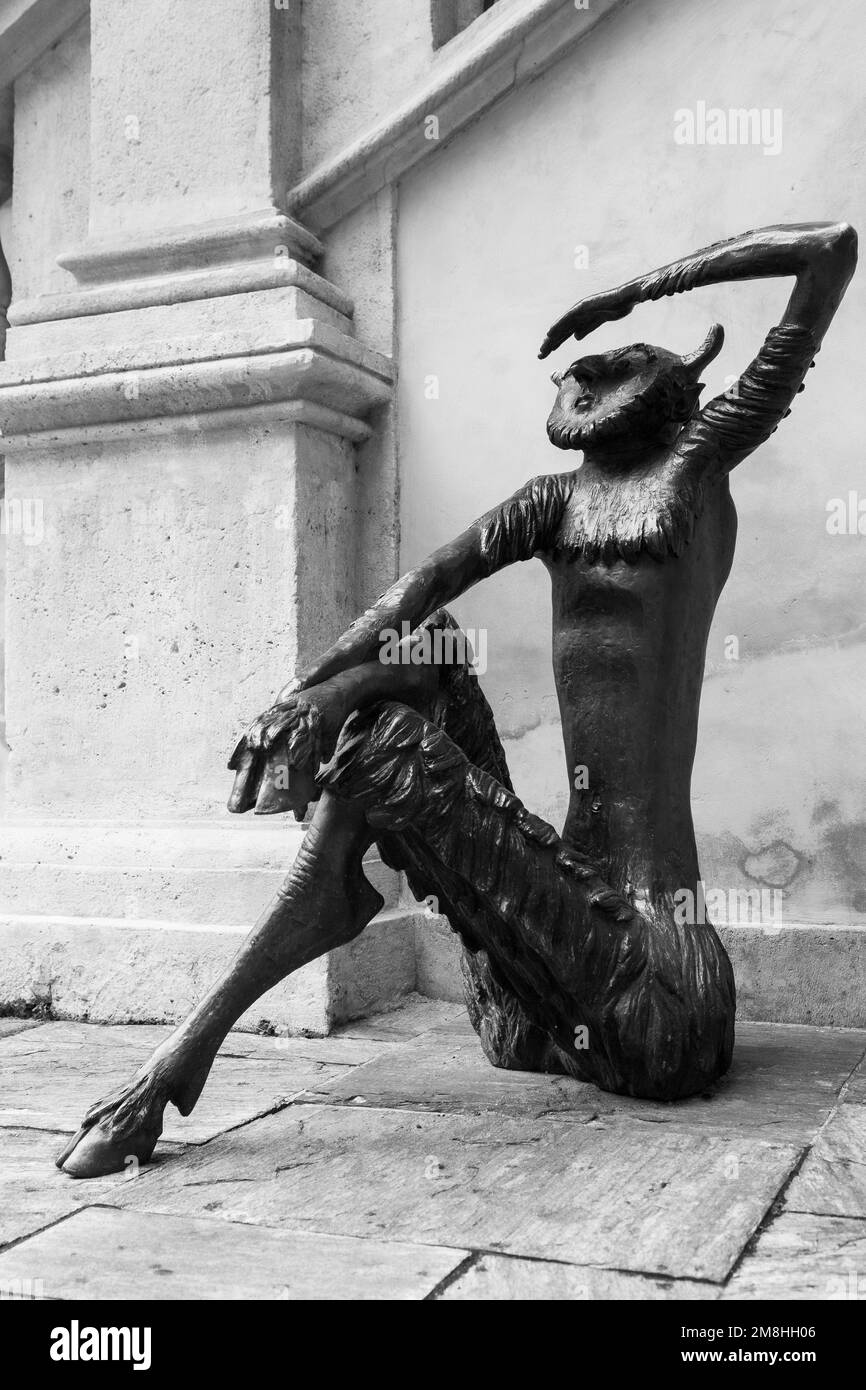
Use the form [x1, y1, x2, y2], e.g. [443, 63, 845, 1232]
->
[396, 0, 866, 924]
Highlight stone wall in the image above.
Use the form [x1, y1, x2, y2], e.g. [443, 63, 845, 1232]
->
[1, 14, 91, 800]
[301, 0, 435, 173]
[0, 0, 400, 1031]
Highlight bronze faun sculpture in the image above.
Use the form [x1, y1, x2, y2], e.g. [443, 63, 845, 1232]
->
[58, 222, 857, 1178]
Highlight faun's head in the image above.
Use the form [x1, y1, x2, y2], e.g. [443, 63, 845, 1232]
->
[546, 324, 724, 456]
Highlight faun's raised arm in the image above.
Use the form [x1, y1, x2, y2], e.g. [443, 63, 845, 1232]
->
[670, 224, 857, 467]
[540, 223, 857, 357]
[539, 222, 857, 470]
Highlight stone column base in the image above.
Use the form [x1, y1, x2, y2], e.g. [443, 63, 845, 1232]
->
[415, 913, 866, 1028]
[0, 819, 417, 1033]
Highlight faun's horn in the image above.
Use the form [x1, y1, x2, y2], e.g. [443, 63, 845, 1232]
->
[680, 322, 724, 374]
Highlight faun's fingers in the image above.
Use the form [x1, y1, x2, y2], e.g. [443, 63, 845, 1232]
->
[227, 747, 263, 814]
[276, 676, 305, 701]
[263, 710, 299, 748]
[538, 308, 582, 359]
[227, 736, 247, 771]
[538, 290, 635, 358]
[243, 722, 264, 752]
[245, 711, 281, 751]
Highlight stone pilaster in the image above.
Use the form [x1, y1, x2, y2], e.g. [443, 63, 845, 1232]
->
[0, 0, 411, 1032]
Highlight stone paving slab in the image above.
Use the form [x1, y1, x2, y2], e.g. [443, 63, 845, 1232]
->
[216, 1029, 393, 1067]
[722, 1211, 866, 1300]
[2, 1007, 862, 1299]
[302, 1021, 866, 1145]
[309, 1029, 606, 1121]
[437, 1252, 721, 1300]
[0, 1126, 142, 1252]
[0, 1021, 383, 1143]
[0, 1018, 44, 1039]
[112, 1104, 799, 1281]
[784, 1105, 866, 1219]
[843, 1054, 866, 1105]
[0, 1018, 392, 1067]
[334, 995, 465, 1040]
[0, 1205, 466, 1300]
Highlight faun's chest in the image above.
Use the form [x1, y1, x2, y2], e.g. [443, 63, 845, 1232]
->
[543, 480, 737, 629]
[546, 469, 735, 568]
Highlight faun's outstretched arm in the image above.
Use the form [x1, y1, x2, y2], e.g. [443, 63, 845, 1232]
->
[281, 528, 490, 698]
[277, 473, 569, 698]
[539, 222, 858, 469]
[228, 473, 570, 808]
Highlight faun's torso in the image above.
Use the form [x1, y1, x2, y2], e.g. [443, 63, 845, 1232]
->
[541, 468, 738, 896]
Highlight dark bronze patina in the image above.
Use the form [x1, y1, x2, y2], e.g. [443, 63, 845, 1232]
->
[58, 223, 857, 1178]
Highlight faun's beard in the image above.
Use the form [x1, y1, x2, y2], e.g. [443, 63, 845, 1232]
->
[547, 374, 697, 452]
[547, 402, 637, 450]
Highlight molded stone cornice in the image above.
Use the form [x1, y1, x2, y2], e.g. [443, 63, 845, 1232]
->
[0, 397, 378, 450]
[10, 209, 330, 328]
[57, 208, 323, 284]
[0, 319, 394, 443]
[9, 255, 352, 327]
[289, 0, 623, 231]
[1, 201, 393, 445]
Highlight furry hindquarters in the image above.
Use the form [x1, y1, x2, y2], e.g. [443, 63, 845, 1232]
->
[320, 697, 734, 1100]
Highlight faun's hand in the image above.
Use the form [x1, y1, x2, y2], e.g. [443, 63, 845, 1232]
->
[232, 684, 347, 763]
[227, 684, 349, 817]
[274, 673, 308, 702]
[538, 286, 637, 360]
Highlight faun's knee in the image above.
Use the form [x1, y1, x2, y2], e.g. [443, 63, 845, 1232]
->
[462, 948, 565, 1073]
[600, 997, 735, 1101]
[321, 697, 429, 786]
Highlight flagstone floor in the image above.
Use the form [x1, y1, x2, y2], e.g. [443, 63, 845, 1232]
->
[0, 998, 864, 1300]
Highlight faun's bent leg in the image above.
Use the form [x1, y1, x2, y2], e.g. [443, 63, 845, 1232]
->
[401, 613, 574, 1074]
[59, 608, 733, 1179]
[321, 695, 735, 1102]
[57, 794, 381, 1177]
